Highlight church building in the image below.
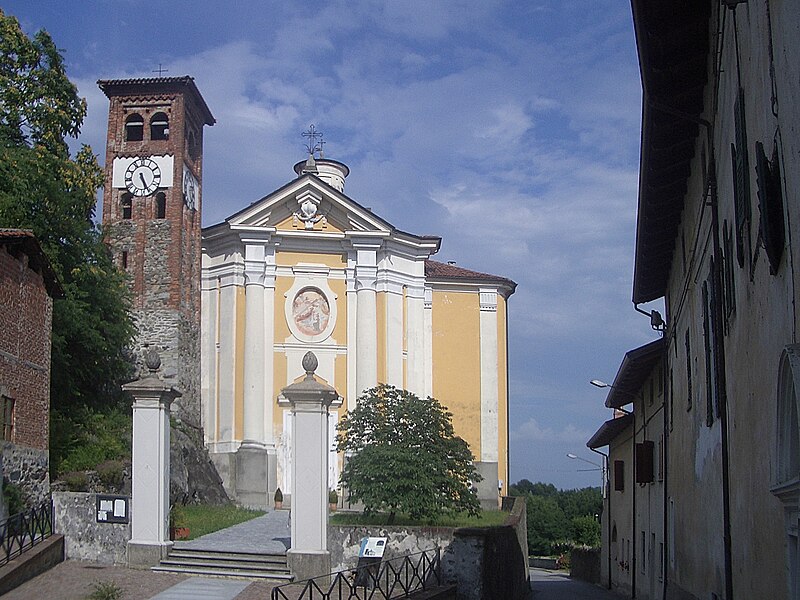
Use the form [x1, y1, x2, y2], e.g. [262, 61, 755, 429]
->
[99, 76, 515, 511]
[201, 148, 516, 510]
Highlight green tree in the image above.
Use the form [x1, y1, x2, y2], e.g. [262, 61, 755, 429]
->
[570, 514, 601, 547]
[336, 384, 481, 524]
[0, 10, 134, 445]
[526, 494, 570, 555]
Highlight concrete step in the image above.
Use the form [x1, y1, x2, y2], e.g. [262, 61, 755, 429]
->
[153, 546, 292, 581]
[159, 557, 289, 572]
[167, 549, 287, 565]
[151, 564, 293, 580]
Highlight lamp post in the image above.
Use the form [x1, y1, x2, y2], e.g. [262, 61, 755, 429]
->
[590, 378, 638, 592]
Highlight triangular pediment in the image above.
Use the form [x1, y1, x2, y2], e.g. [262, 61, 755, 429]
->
[226, 175, 393, 234]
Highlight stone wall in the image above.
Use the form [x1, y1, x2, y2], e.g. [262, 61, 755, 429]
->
[570, 546, 600, 584]
[132, 309, 200, 426]
[329, 497, 529, 600]
[442, 526, 529, 600]
[1, 442, 49, 509]
[328, 524, 456, 573]
[52, 492, 130, 565]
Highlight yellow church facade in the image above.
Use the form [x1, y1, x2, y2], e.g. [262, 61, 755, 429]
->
[200, 156, 515, 510]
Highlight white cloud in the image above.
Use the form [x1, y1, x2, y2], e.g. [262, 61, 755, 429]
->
[511, 418, 591, 444]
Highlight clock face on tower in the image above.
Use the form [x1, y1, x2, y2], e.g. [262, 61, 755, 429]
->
[124, 157, 162, 196]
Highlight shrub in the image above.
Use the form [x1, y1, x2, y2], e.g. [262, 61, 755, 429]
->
[96, 460, 125, 490]
[87, 580, 123, 600]
[63, 471, 89, 492]
[2, 481, 25, 515]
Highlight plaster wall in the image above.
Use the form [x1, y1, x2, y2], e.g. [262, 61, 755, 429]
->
[607, 427, 634, 597]
[660, 3, 799, 598]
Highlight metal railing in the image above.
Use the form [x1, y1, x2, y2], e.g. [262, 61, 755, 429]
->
[0, 501, 53, 566]
[271, 547, 443, 600]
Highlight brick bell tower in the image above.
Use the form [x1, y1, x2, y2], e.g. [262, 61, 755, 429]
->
[99, 76, 215, 426]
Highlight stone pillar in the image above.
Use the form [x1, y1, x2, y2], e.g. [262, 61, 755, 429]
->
[236, 239, 269, 509]
[278, 352, 343, 581]
[124, 349, 181, 567]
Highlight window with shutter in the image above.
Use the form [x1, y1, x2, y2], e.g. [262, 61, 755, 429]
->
[635, 441, 654, 484]
[614, 460, 625, 492]
[731, 88, 751, 268]
[755, 140, 785, 274]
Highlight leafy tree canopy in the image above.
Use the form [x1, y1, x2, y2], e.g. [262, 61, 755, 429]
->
[0, 9, 134, 419]
[336, 384, 482, 524]
[513, 480, 603, 555]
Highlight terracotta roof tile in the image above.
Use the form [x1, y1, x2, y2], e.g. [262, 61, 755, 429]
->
[425, 259, 516, 291]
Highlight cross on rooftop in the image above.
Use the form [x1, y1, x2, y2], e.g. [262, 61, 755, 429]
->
[152, 64, 169, 76]
[302, 124, 324, 157]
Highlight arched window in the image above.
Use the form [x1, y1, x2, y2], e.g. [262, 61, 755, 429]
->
[773, 345, 800, 600]
[611, 523, 618, 561]
[125, 114, 144, 141]
[155, 192, 166, 219]
[150, 112, 169, 140]
[121, 193, 132, 219]
[776, 345, 800, 485]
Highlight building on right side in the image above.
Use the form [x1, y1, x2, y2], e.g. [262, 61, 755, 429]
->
[624, 2, 800, 599]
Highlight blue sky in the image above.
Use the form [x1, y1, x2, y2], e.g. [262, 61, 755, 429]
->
[6, 0, 662, 489]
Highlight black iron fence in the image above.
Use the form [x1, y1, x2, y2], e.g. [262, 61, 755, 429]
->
[271, 547, 443, 600]
[0, 501, 53, 566]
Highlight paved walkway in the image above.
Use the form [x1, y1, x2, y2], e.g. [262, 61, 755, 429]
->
[174, 509, 291, 554]
[2, 510, 292, 600]
[530, 568, 626, 600]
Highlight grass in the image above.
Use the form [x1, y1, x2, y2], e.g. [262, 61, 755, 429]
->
[329, 509, 508, 528]
[181, 504, 265, 539]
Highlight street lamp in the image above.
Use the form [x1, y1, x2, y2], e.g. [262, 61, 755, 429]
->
[566, 453, 602, 469]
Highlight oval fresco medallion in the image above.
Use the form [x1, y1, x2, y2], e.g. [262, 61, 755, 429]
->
[292, 287, 331, 337]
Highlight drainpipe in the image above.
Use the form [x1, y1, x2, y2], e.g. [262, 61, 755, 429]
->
[708, 161, 734, 600]
[662, 346, 669, 600]
[590, 447, 611, 590]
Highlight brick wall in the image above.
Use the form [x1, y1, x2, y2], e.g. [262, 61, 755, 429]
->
[0, 244, 52, 451]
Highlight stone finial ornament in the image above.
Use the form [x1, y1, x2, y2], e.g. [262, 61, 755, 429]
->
[302, 351, 319, 378]
[143, 345, 161, 374]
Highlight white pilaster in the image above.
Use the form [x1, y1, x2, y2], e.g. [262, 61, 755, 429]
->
[423, 285, 434, 399]
[385, 281, 404, 387]
[406, 283, 426, 396]
[479, 288, 499, 463]
[263, 253, 276, 446]
[216, 268, 242, 448]
[242, 240, 267, 446]
[346, 266, 357, 409]
[353, 242, 379, 395]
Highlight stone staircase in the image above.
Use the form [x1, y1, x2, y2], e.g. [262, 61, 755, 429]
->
[152, 546, 293, 581]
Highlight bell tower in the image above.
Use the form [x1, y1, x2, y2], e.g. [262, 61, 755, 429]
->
[99, 76, 215, 425]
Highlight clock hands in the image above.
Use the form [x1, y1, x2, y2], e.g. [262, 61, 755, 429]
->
[139, 173, 148, 188]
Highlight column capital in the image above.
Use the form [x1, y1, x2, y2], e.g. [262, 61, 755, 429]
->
[355, 264, 378, 292]
[479, 288, 498, 312]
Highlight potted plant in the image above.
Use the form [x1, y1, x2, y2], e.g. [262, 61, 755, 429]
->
[169, 504, 190, 540]
[274, 487, 283, 510]
[329, 488, 338, 512]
